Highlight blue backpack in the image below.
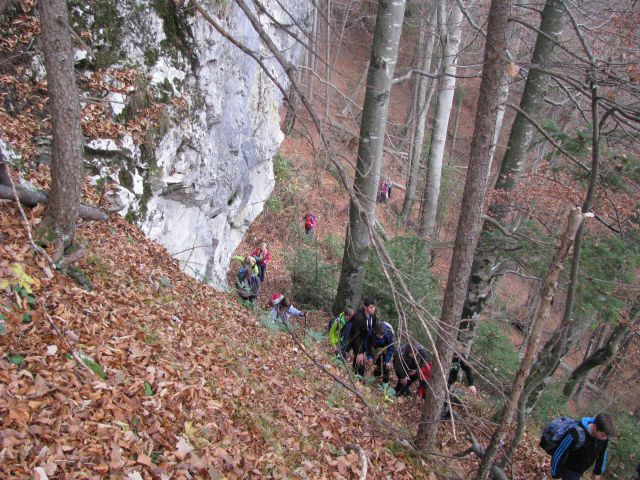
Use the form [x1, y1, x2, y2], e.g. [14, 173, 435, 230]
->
[540, 417, 585, 454]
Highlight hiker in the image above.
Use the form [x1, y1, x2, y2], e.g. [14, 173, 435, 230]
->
[364, 321, 396, 383]
[235, 267, 259, 303]
[251, 241, 271, 282]
[440, 350, 477, 419]
[274, 296, 305, 323]
[394, 342, 431, 397]
[542, 413, 615, 480]
[232, 255, 259, 277]
[303, 213, 316, 235]
[448, 351, 477, 395]
[349, 298, 378, 377]
[386, 178, 393, 199]
[328, 307, 355, 359]
[377, 179, 388, 203]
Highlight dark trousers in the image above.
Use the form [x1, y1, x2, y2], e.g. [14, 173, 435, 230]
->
[373, 355, 390, 383]
[561, 470, 582, 480]
[352, 350, 365, 377]
[257, 264, 266, 282]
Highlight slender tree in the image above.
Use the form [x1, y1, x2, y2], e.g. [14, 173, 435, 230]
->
[418, 1, 464, 238]
[37, 0, 85, 257]
[415, 0, 512, 449]
[400, 5, 438, 222]
[333, 0, 407, 313]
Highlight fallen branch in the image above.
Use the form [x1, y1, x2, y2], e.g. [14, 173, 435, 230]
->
[0, 154, 55, 268]
[0, 184, 108, 221]
[459, 424, 510, 480]
[345, 443, 368, 480]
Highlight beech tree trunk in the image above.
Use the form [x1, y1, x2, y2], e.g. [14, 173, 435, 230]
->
[414, 0, 511, 449]
[458, 0, 566, 349]
[333, 0, 407, 314]
[418, 1, 464, 239]
[38, 0, 85, 252]
[476, 208, 584, 479]
[400, 6, 438, 222]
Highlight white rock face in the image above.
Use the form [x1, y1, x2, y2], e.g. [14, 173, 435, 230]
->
[82, 1, 310, 288]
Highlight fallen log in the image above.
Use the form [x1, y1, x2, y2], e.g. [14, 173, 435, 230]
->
[0, 184, 108, 221]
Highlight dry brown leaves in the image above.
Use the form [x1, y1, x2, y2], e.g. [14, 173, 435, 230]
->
[0, 189, 435, 479]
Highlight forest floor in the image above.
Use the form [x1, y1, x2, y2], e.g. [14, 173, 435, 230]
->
[0, 9, 563, 480]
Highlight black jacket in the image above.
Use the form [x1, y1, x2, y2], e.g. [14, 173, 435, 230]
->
[551, 418, 608, 478]
[394, 343, 430, 379]
[348, 308, 377, 355]
[448, 354, 474, 387]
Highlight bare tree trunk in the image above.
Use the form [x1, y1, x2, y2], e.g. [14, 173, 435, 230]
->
[324, 0, 331, 120]
[283, 80, 299, 135]
[38, 0, 85, 255]
[400, 6, 438, 222]
[333, 0, 407, 314]
[332, 0, 354, 67]
[309, 5, 318, 99]
[418, 1, 464, 239]
[564, 304, 638, 398]
[447, 86, 464, 165]
[476, 208, 585, 480]
[458, 0, 566, 350]
[415, 0, 511, 449]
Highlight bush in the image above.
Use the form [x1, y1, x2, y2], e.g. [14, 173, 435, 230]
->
[608, 413, 640, 478]
[265, 195, 283, 213]
[288, 245, 338, 310]
[362, 236, 442, 345]
[323, 233, 344, 261]
[471, 320, 520, 392]
[273, 152, 294, 183]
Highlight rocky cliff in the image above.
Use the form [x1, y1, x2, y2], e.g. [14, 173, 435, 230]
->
[72, 0, 310, 288]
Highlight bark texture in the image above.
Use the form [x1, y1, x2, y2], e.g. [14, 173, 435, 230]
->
[38, 0, 85, 249]
[415, 0, 511, 449]
[458, 0, 565, 348]
[333, 0, 407, 313]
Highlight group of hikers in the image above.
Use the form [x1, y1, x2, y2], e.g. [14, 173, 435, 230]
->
[233, 241, 271, 303]
[232, 229, 629, 479]
[327, 298, 475, 416]
[328, 297, 624, 480]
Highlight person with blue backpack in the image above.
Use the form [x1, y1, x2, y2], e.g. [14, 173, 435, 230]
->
[540, 413, 615, 479]
[364, 322, 395, 383]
